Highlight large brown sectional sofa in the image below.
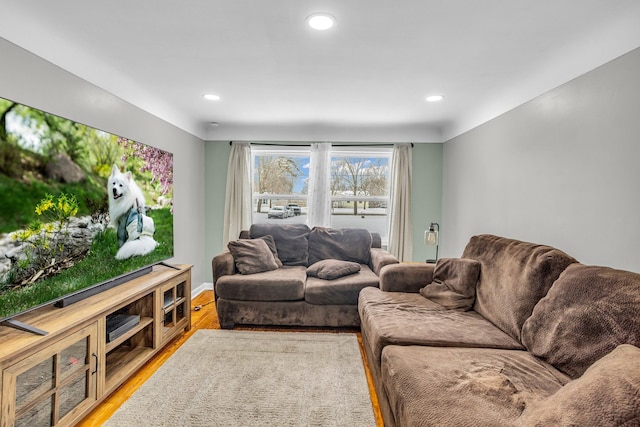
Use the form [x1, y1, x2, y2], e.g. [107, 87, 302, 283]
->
[360, 234, 640, 426]
[212, 223, 398, 329]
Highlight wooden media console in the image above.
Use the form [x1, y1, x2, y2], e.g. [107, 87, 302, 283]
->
[0, 264, 192, 427]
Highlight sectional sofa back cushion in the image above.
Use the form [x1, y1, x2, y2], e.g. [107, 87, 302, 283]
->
[462, 234, 576, 342]
[249, 223, 311, 266]
[522, 264, 640, 379]
[308, 227, 372, 266]
[518, 344, 640, 424]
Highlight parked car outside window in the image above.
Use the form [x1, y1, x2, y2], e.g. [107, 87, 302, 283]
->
[268, 206, 288, 219]
[286, 203, 301, 215]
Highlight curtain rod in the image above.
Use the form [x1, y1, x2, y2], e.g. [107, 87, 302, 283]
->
[229, 142, 413, 147]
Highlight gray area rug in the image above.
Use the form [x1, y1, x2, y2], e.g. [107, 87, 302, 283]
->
[104, 330, 376, 426]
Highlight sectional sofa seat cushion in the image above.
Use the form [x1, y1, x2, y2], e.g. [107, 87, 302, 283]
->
[519, 344, 640, 426]
[306, 259, 361, 280]
[306, 264, 378, 305]
[249, 223, 311, 266]
[381, 346, 569, 427]
[227, 238, 280, 274]
[215, 266, 306, 302]
[359, 287, 523, 365]
[308, 227, 372, 265]
[419, 257, 481, 310]
[522, 264, 640, 379]
[462, 234, 577, 341]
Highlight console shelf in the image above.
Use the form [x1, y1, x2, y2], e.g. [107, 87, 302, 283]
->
[0, 264, 191, 427]
[104, 316, 153, 354]
[104, 345, 155, 392]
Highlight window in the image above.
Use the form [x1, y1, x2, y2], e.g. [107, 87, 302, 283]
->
[329, 147, 391, 243]
[252, 146, 310, 219]
[251, 145, 392, 244]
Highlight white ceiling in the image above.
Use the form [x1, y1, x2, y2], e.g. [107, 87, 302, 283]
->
[1, 1, 640, 142]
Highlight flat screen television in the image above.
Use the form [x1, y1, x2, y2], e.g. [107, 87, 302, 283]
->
[0, 96, 174, 334]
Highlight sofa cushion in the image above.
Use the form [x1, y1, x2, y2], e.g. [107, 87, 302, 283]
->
[216, 299, 362, 328]
[307, 259, 361, 280]
[358, 287, 523, 365]
[308, 227, 372, 266]
[257, 235, 283, 268]
[227, 238, 280, 275]
[461, 234, 576, 342]
[306, 264, 378, 305]
[420, 258, 480, 310]
[522, 264, 640, 378]
[519, 344, 640, 425]
[215, 266, 306, 302]
[381, 346, 568, 427]
[249, 223, 310, 266]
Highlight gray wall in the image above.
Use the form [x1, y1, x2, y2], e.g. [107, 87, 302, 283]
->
[203, 142, 442, 281]
[442, 48, 640, 273]
[0, 38, 207, 285]
[204, 141, 231, 281]
[411, 143, 443, 262]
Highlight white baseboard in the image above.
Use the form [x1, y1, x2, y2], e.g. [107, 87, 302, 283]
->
[192, 282, 213, 298]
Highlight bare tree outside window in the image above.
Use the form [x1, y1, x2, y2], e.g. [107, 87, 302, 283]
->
[331, 157, 389, 215]
[361, 158, 388, 208]
[254, 156, 302, 212]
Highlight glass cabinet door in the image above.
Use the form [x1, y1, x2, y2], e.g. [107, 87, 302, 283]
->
[3, 323, 98, 427]
[160, 279, 189, 342]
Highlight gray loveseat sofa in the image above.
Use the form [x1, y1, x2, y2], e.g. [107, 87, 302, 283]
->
[360, 234, 640, 426]
[212, 223, 398, 329]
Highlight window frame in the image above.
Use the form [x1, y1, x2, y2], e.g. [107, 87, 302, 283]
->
[250, 145, 392, 244]
[251, 145, 310, 214]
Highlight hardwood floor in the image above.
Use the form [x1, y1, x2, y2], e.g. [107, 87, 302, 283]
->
[77, 290, 384, 426]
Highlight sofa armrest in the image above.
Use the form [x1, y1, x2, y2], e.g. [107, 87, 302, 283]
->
[379, 263, 435, 292]
[370, 248, 399, 276]
[212, 250, 236, 285]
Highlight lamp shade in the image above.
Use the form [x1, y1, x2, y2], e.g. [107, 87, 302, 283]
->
[425, 229, 438, 245]
[425, 222, 439, 246]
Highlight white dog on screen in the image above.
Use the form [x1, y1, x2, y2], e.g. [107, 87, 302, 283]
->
[108, 164, 157, 259]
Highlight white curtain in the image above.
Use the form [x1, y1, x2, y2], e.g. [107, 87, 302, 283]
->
[223, 142, 252, 245]
[388, 143, 413, 261]
[307, 142, 332, 228]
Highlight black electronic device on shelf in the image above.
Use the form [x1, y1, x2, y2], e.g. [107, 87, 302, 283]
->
[106, 313, 140, 343]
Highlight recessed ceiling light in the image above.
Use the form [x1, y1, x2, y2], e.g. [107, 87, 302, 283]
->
[203, 94, 220, 101]
[426, 95, 445, 102]
[306, 13, 335, 30]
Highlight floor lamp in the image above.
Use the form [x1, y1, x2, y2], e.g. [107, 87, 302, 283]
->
[425, 222, 439, 264]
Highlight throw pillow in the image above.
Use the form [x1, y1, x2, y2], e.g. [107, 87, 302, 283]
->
[227, 238, 280, 275]
[258, 235, 283, 268]
[419, 258, 481, 310]
[518, 344, 640, 425]
[307, 259, 361, 280]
